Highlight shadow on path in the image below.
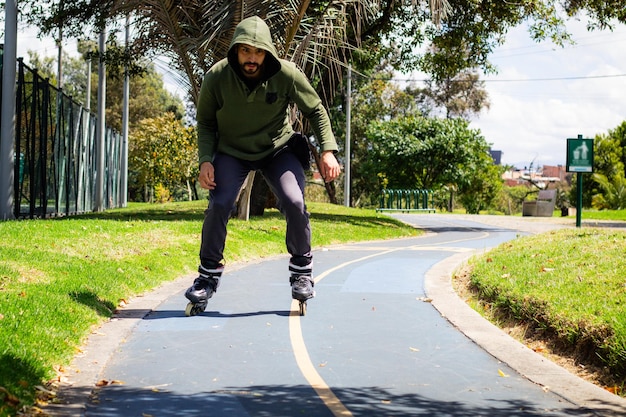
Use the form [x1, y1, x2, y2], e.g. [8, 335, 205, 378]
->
[80, 384, 604, 417]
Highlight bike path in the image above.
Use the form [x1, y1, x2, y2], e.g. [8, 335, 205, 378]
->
[51, 214, 626, 416]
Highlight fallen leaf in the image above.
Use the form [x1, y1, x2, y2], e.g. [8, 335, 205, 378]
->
[409, 347, 420, 352]
[498, 369, 509, 378]
[35, 385, 56, 397]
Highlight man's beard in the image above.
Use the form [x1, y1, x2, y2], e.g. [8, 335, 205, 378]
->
[242, 62, 261, 77]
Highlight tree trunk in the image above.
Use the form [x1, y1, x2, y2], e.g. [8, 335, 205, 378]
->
[236, 171, 255, 220]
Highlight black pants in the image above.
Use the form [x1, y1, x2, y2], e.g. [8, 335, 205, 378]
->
[199, 150, 312, 272]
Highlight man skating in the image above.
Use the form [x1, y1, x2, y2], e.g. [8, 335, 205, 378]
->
[185, 16, 341, 316]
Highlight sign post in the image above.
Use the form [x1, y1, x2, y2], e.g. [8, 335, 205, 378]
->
[566, 134, 594, 228]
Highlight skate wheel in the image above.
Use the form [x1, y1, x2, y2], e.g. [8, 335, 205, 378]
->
[299, 301, 307, 316]
[185, 302, 205, 317]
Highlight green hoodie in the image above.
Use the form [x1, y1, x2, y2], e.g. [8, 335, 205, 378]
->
[196, 16, 338, 164]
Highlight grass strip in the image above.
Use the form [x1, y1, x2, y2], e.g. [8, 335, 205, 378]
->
[467, 228, 626, 387]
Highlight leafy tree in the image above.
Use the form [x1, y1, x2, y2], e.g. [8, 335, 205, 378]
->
[591, 172, 626, 210]
[493, 185, 534, 215]
[26, 50, 89, 103]
[422, 69, 490, 119]
[611, 121, 626, 175]
[102, 62, 184, 132]
[457, 158, 503, 214]
[578, 122, 626, 208]
[331, 69, 426, 206]
[360, 114, 499, 211]
[129, 113, 197, 202]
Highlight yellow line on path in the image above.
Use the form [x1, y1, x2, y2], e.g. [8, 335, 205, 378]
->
[289, 304, 352, 417]
[288, 249, 397, 417]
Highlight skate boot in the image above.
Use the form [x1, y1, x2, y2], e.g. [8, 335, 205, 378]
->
[184, 264, 223, 316]
[290, 274, 315, 301]
[290, 274, 315, 316]
[289, 261, 315, 316]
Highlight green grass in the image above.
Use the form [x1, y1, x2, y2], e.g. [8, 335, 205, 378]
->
[579, 208, 626, 221]
[0, 201, 419, 415]
[467, 227, 626, 388]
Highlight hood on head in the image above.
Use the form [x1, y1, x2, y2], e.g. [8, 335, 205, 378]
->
[227, 16, 281, 78]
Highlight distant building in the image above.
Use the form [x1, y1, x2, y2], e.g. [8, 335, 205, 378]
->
[542, 165, 567, 182]
[502, 164, 569, 187]
[489, 150, 503, 165]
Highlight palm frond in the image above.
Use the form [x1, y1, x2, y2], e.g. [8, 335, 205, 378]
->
[107, 0, 451, 106]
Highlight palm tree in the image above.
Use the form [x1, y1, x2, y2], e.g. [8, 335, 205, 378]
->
[110, 0, 450, 106]
[592, 173, 626, 210]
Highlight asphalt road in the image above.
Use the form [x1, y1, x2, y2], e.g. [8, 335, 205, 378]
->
[46, 214, 626, 416]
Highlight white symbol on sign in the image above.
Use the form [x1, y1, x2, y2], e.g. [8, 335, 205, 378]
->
[573, 142, 589, 161]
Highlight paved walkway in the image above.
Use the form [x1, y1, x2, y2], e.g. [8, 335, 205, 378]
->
[47, 214, 626, 416]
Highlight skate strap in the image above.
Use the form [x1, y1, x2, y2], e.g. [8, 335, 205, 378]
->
[288, 261, 312, 275]
[199, 264, 224, 278]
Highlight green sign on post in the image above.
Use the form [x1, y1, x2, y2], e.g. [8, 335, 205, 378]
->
[566, 134, 593, 228]
[566, 136, 594, 173]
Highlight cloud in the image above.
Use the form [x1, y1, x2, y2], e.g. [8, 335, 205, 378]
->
[471, 20, 626, 168]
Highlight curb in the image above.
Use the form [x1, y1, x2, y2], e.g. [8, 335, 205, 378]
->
[424, 250, 626, 416]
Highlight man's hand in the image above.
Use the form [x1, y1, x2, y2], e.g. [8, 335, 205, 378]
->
[198, 162, 216, 190]
[319, 151, 341, 183]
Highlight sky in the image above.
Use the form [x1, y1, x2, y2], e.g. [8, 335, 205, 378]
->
[4, 15, 626, 170]
[468, 20, 626, 169]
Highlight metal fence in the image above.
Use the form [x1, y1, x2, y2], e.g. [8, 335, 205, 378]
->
[377, 189, 435, 213]
[13, 58, 123, 218]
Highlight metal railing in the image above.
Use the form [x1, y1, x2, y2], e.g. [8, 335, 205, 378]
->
[13, 58, 123, 218]
[377, 189, 435, 213]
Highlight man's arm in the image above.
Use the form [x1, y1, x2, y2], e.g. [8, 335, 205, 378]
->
[196, 74, 219, 166]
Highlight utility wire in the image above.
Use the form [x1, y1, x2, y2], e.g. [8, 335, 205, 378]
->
[391, 73, 626, 83]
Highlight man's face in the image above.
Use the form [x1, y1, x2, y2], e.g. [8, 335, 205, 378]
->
[237, 44, 266, 79]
